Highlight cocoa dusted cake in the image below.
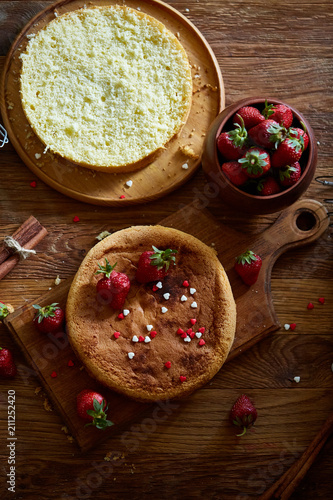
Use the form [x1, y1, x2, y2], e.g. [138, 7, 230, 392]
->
[66, 226, 236, 402]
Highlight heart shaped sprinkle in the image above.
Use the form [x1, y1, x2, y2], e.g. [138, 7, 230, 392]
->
[189, 332, 195, 339]
[184, 336, 191, 342]
[123, 309, 130, 316]
[30, 181, 37, 188]
[118, 313, 125, 320]
[114, 331, 120, 339]
[182, 280, 189, 287]
[119, 194, 126, 199]
[156, 281, 163, 289]
[190, 288, 196, 295]
[307, 303, 314, 310]
[187, 328, 193, 334]
[138, 336, 145, 342]
[152, 285, 158, 292]
[126, 180, 133, 187]
[132, 335, 139, 342]
[318, 297, 325, 304]
[191, 301, 197, 309]
[179, 375, 187, 382]
[195, 332, 202, 339]
[161, 307, 168, 313]
[73, 216, 80, 223]
[165, 361, 171, 369]
[144, 336, 151, 343]
[68, 360, 74, 367]
[190, 318, 197, 325]
[198, 327, 205, 334]
[128, 352, 135, 359]
[181, 332, 187, 338]
[177, 328, 185, 335]
[180, 295, 187, 302]
[284, 324, 290, 330]
[198, 339, 206, 346]
[146, 325, 153, 332]
[163, 293, 170, 300]
[150, 331, 157, 338]
[51, 371, 57, 378]
[290, 323, 296, 331]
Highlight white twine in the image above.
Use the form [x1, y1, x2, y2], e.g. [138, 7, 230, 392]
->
[3, 236, 36, 260]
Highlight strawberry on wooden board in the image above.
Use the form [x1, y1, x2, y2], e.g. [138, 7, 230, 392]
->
[76, 389, 113, 430]
[230, 394, 258, 436]
[238, 147, 271, 178]
[248, 119, 286, 149]
[96, 259, 130, 309]
[217, 117, 248, 160]
[271, 137, 303, 168]
[136, 246, 178, 284]
[257, 176, 281, 196]
[288, 126, 309, 151]
[234, 250, 262, 285]
[233, 107, 265, 129]
[33, 303, 65, 333]
[263, 100, 293, 128]
[0, 347, 17, 378]
[279, 162, 302, 187]
[221, 161, 249, 186]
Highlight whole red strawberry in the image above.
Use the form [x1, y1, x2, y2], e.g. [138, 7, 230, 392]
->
[33, 303, 65, 333]
[76, 389, 113, 430]
[221, 161, 249, 186]
[238, 147, 271, 178]
[217, 116, 248, 160]
[96, 259, 130, 309]
[288, 126, 309, 151]
[230, 394, 257, 436]
[271, 137, 303, 168]
[279, 162, 302, 187]
[136, 246, 178, 284]
[233, 107, 265, 129]
[0, 347, 17, 378]
[263, 101, 293, 128]
[234, 250, 262, 285]
[257, 177, 281, 196]
[248, 119, 286, 149]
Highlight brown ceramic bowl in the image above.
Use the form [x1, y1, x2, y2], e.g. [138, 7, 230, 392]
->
[201, 97, 317, 214]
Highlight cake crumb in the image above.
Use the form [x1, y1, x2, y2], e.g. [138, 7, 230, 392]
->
[34, 386, 42, 396]
[293, 376, 300, 383]
[179, 144, 199, 159]
[43, 398, 53, 412]
[61, 426, 69, 434]
[96, 230, 111, 241]
[54, 275, 61, 285]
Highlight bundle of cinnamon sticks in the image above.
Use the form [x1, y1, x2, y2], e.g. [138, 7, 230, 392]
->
[0, 216, 47, 280]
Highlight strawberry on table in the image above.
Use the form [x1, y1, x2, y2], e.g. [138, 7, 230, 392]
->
[33, 303, 65, 333]
[96, 259, 130, 309]
[271, 136, 303, 168]
[217, 116, 248, 160]
[233, 107, 265, 130]
[238, 147, 271, 178]
[76, 389, 113, 430]
[288, 126, 309, 151]
[248, 119, 286, 149]
[234, 250, 262, 285]
[221, 161, 249, 186]
[257, 177, 281, 196]
[0, 347, 17, 378]
[263, 100, 293, 128]
[279, 162, 301, 187]
[136, 246, 178, 284]
[230, 394, 258, 436]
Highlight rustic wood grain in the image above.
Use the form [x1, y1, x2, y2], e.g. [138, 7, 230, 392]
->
[0, 0, 332, 498]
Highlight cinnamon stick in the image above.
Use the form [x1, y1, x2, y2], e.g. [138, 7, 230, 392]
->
[259, 412, 333, 500]
[0, 216, 45, 265]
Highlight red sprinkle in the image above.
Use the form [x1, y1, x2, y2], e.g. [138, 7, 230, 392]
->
[73, 216, 80, 223]
[198, 339, 206, 346]
[119, 194, 126, 199]
[67, 360, 74, 367]
[118, 313, 125, 320]
[165, 361, 171, 369]
[30, 181, 37, 188]
[318, 297, 325, 304]
[150, 331, 157, 338]
[307, 303, 314, 310]
[190, 318, 197, 325]
[198, 327, 205, 334]
[179, 375, 187, 382]
[290, 323, 297, 331]
[51, 371, 57, 378]
[152, 285, 158, 292]
[189, 332, 195, 339]
[181, 332, 187, 338]
[177, 328, 185, 335]
[186, 328, 193, 334]
[138, 336, 145, 342]
[182, 280, 189, 287]
[114, 331, 120, 339]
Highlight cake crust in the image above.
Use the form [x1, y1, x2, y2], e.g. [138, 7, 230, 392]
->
[66, 226, 236, 402]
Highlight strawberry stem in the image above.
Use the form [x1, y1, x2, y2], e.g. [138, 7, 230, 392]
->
[96, 258, 117, 278]
[149, 246, 178, 271]
[236, 426, 248, 437]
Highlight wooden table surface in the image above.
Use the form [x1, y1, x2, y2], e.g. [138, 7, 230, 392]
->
[0, 1, 332, 499]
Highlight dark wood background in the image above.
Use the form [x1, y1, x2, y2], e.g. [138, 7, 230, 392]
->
[0, 1, 332, 499]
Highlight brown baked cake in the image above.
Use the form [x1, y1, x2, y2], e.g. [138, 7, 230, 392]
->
[66, 226, 236, 402]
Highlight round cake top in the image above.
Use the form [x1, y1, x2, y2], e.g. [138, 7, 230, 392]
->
[20, 5, 192, 172]
[66, 226, 236, 402]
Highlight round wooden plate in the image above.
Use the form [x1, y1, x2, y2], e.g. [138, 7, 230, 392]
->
[0, 0, 224, 206]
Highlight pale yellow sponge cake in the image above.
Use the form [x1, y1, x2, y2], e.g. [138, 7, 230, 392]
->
[20, 6, 192, 172]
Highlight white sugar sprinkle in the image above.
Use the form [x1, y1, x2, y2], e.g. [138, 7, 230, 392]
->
[35, 153, 41, 159]
[125, 180, 133, 187]
[163, 293, 170, 300]
[190, 288, 196, 295]
[161, 307, 168, 313]
[191, 301, 198, 309]
[195, 332, 202, 339]
[180, 295, 187, 302]
[146, 325, 153, 332]
[123, 309, 130, 316]
[182, 163, 189, 170]
[294, 376, 300, 383]
[284, 324, 290, 331]
[144, 336, 151, 343]
[132, 335, 139, 343]
[128, 352, 135, 359]
[156, 281, 163, 289]
[184, 336, 191, 342]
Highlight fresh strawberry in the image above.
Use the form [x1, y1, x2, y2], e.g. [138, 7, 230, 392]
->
[136, 246, 178, 284]
[96, 259, 130, 309]
[230, 394, 257, 436]
[217, 116, 248, 160]
[233, 107, 265, 130]
[271, 137, 303, 168]
[263, 100, 293, 128]
[257, 177, 281, 196]
[221, 161, 249, 186]
[279, 162, 302, 187]
[33, 303, 65, 333]
[234, 250, 262, 285]
[248, 119, 286, 149]
[76, 389, 113, 430]
[238, 147, 271, 178]
[288, 126, 309, 151]
[0, 347, 17, 378]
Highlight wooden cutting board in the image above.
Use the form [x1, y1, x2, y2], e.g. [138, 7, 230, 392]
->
[0, 0, 223, 206]
[4, 199, 329, 452]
